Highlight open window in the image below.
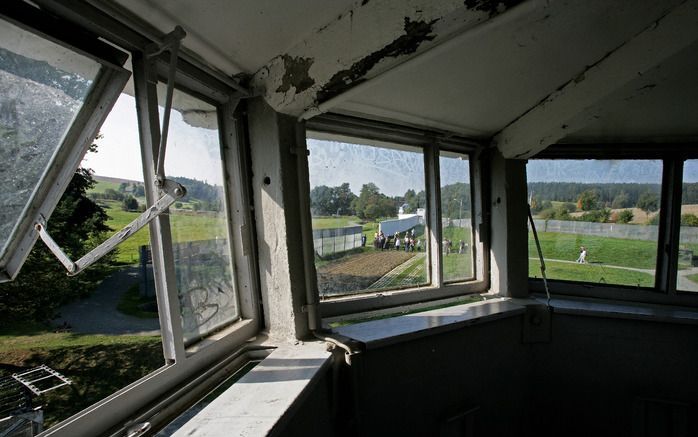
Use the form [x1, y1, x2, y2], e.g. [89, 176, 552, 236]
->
[0, 3, 259, 435]
[0, 5, 129, 281]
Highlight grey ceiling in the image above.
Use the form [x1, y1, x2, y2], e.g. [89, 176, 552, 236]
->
[112, 0, 698, 151]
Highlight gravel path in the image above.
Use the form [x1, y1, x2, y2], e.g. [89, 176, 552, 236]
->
[54, 266, 160, 335]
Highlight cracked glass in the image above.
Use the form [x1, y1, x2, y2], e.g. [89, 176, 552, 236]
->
[162, 88, 239, 345]
[306, 135, 430, 298]
[0, 19, 100, 262]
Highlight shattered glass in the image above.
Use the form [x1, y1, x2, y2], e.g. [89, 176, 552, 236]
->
[0, 20, 99, 261]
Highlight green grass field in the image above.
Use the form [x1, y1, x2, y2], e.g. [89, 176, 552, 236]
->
[312, 216, 361, 229]
[529, 259, 654, 287]
[529, 231, 658, 269]
[0, 323, 162, 428]
[101, 201, 228, 263]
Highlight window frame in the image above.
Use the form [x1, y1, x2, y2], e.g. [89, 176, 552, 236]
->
[0, 4, 262, 436]
[527, 144, 698, 307]
[304, 114, 489, 318]
[0, 3, 130, 281]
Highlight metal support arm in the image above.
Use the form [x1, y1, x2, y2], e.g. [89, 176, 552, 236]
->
[36, 179, 186, 276]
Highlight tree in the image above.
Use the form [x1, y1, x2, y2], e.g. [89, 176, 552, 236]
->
[577, 189, 599, 211]
[134, 184, 145, 197]
[310, 185, 334, 216]
[351, 183, 396, 221]
[636, 191, 659, 216]
[0, 168, 114, 326]
[122, 195, 139, 211]
[611, 191, 630, 209]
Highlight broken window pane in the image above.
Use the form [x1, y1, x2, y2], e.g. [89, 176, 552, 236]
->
[307, 135, 429, 298]
[440, 151, 474, 283]
[0, 86, 165, 433]
[527, 159, 662, 288]
[163, 89, 239, 345]
[0, 19, 100, 262]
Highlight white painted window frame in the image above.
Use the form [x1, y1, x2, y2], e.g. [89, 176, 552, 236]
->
[0, 5, 262, 435]
[304, 115, 490, 318]
[0, 6, 129, 282]
[527, 145, 698, 308]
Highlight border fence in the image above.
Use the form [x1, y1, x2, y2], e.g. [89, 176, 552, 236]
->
[313, 225, 363, 257]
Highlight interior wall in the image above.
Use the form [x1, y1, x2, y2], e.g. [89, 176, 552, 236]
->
[283, 312, 698, 437]
[529, 313, 698, 437]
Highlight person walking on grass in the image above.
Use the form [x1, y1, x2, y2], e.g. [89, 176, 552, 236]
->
[576, 246, 587, 263]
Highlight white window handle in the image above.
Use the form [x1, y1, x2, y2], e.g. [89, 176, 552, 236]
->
[35, 179, 186, 276]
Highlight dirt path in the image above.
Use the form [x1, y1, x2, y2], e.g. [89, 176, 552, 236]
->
[317, 250, 416, 296]
[54, 266, 160, 335]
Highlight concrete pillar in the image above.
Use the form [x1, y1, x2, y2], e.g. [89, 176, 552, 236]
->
[247, 98, 310, 341]
[490, 150, 529, 297]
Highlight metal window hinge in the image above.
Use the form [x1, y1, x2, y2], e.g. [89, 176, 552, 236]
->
[36, 180, 186, 276]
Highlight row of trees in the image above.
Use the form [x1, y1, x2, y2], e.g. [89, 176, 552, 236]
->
[528, 182, 667, 209]
[310, 182, 472, 221]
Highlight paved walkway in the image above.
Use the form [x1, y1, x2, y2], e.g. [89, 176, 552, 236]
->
[54, 266, 161, 335]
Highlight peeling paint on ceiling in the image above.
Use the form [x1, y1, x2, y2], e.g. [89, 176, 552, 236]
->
[275, 55, 316, 94]
[316, 17, 438, 102]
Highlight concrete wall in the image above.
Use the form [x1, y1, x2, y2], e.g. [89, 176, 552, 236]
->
[282, 312, 698, 436]
[532, 219, 698, 244]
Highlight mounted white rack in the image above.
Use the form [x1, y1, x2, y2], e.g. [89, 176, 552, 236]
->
[12, 365, 71, 396]
[36, 179, 186, 276]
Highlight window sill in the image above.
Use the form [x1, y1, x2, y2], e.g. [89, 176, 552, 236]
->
[332, 297, 526, 350]
[530, 294, 698, 325]
[170, 341, 332, 437]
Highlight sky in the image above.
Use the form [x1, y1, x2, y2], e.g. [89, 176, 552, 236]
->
[307, 139, 471, 197]
[527, 159, 698, 184]
[81, 93, 224, 185]
[81, 94, 698, 190]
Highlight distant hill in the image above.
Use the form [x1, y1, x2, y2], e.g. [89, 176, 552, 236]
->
[93, 175, 143, 185]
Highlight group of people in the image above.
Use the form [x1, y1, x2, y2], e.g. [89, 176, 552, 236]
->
[373, 230, 421, 252]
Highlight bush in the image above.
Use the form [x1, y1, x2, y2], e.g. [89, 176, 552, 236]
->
[122, 195, 139, 211]
[577, 208, 611, 223]
[681, 213, 698, 227]
[617, 209, 634, 224]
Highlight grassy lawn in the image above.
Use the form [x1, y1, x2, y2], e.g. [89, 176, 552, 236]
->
[101, 201, 228, 264]
[529, 231, 658, 269]
[312, 216, 361, 229]
[529, 259, 654, 287]
[0, 323, 162, 428]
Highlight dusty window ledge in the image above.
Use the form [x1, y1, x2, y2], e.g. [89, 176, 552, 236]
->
[333, 298, 526, 350]
[529, 294, 698, 325]
[170, 342, 332, 437]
